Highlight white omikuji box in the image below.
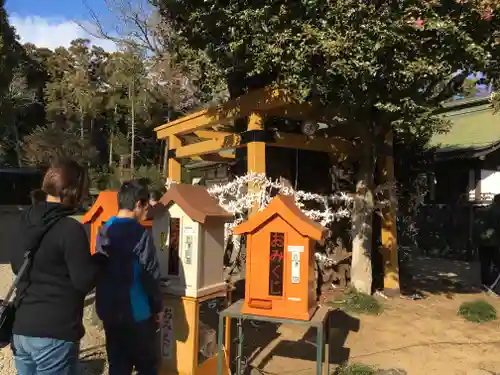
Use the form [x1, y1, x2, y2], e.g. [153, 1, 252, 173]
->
[151, 184, 233, 298]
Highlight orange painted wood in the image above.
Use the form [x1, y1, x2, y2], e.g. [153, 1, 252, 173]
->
[82, 191, 152, 254]
[233, 195, 327, 321]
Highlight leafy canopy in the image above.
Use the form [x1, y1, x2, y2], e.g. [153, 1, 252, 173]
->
[156, 0, 499, 136]
[0, 0, 18, 99]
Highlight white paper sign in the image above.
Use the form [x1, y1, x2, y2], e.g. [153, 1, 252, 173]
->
[184, 235, 193, 265]
[291, 251, 300, 284]
[161, 306, 174, 359]
[287, 245, 304, 253]
[183, 226, 194, 235]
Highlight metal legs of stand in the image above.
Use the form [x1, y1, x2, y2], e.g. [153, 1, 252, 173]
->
[217, 314, 224, 375]
[236, 319, 243, 375]
[217, 315, 329, 375]
[316, 324, 324, 375]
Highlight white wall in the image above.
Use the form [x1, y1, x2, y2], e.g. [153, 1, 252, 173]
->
[468, 169, 500, 201]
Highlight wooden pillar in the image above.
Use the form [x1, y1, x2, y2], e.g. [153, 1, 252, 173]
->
[247, 113, 266, 213]
[168, 135, 182, 183]
[379, 131, 400, 292]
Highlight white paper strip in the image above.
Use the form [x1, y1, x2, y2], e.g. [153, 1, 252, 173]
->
[287, 245, 304, 253]
[291, 251, 300, 284]
[161, 306, 174, 359]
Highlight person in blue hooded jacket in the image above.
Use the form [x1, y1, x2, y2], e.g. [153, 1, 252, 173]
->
[93, 180, 163, 375]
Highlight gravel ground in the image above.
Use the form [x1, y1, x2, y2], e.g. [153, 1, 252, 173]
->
[0, 264, 108, 375]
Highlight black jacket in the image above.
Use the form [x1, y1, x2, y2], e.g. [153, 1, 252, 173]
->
[10, 202, 98, 342]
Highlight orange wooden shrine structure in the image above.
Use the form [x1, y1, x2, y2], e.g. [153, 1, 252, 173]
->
[82, 191, 152, 254]
[154, 86, 400, 292]
[233, 195, 327, 321]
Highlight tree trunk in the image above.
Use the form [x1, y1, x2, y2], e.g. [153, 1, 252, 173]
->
[161, 111, 171, 176]
[12, 122, 22, 167]
[162, 139, 169, 175]
[130, 82, 135, 176]
[109, 132, 114, 167]
[109, 105, 117, 167]
[350, 133, 375, 294]
[79, 106, 84, 140]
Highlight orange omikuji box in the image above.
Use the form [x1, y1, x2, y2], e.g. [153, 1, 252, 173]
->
[82, 191, 152, 254]
[233, 195, 327, 321]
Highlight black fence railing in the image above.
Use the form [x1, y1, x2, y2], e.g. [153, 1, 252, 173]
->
[402, 203, 488, 261]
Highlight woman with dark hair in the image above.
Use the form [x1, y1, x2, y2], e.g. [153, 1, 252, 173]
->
[9, 158, 98, 375]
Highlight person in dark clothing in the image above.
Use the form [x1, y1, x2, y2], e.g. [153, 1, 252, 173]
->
[10, 159, 98, 375]
[94, 180, 163, 375]
[475, 194, 500, 290]
[149, 189, 162, 207]
[29, 189, 46, 205]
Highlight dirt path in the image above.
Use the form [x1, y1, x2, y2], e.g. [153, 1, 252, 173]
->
[343, 293, 500, 375]
[241, 292, 500, 375]
[1, 258, 500, 375]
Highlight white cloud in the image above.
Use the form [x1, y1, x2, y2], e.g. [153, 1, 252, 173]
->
[9, 15, 117, 51]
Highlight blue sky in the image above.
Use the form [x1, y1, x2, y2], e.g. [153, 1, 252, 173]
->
[6, 0, 117, 50]
[7, 0, 104, 21]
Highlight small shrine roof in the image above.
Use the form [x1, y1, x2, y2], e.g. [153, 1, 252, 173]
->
[82, 190, 153, 226]
[158, 184, 233, 224]
[233, 195, 327, 242]
[82, 191, 118, 224]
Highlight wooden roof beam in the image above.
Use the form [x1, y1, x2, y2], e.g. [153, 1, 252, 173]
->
[193, 130, 233, 139]
[174, 130, 356, 160]
[174, 134, 243, 158]
[271, 132, 356, 160]
[154, 87, 291, 139]
[191, 153, 236, 161]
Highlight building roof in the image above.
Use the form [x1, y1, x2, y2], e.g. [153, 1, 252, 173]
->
[429, 97, 500, 155]
[158, 184, 233, 223]
[233, 195, 327, 243]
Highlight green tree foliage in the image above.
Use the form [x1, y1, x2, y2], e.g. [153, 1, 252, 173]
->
[66, 39, 107, 138]
[0, 0, 17, 99]
[0, 1, 36, 167]
[156, 0, 498, 125]
[22, 125, 98, 166]
[4, 38, 186, 189]
[3, 71, 38, 165]
[85, 0, 228, 108]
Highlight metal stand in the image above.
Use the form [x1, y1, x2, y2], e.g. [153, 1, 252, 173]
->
[217, 300, 330, 375]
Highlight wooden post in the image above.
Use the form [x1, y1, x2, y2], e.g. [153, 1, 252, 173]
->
[380, 131, 400, 292]
[162, 139, 169, 176]
[224, 287, 232, 369]
[246, 113, 266, 213]
[168, 135, 182, 183]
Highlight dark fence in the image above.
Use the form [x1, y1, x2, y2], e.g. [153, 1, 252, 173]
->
[404, 203, 484, 261]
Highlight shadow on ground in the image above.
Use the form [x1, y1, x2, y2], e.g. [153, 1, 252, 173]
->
[400, 255, 483, 297]
[79, 357, 106, 375]
[228, 308, 360, 374]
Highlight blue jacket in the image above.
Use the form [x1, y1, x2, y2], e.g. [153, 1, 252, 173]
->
[94, 217, 163, 324]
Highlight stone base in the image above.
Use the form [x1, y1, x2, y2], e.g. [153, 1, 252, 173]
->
[382, 288, 401, 298]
